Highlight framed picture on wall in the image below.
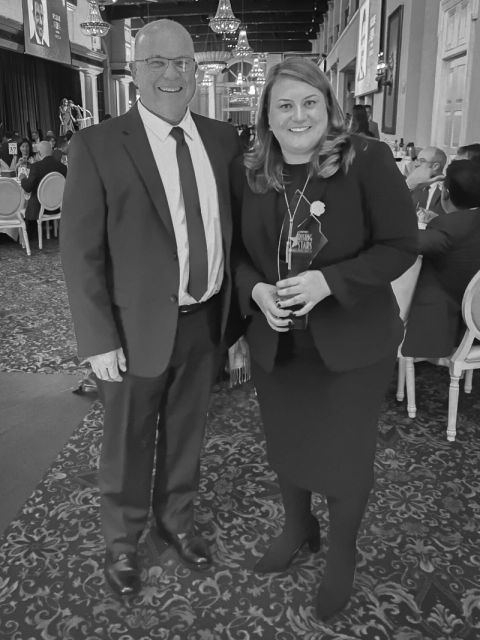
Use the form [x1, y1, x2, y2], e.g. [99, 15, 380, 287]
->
[382, 5, 403, 134]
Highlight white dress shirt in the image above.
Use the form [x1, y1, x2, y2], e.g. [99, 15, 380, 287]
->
[426, 182, 441, 210]
[138, 101, 224, 305]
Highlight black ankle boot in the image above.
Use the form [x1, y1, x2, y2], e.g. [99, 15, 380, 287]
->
[315, 549, 356, 621]
[254, 516, 321, 574]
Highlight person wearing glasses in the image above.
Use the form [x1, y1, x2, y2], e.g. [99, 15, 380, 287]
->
[232, 58, 417, 621]
[61, 19, 242, 596]
[406, 146, 447, 216]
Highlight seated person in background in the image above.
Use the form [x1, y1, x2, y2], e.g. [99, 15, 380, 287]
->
[349, 104, 374, 137]
[0, 130, 17, 173]
[31, 130, 42, 161]
[21, 140, 67, 221]
[456, 143, 480, 163]
[402, 160, 480, 358]
[13, 138, 36, 176]
[406, 146, 447, 216]
[46, 134, 63, 162]
[364, 104, 380, 139]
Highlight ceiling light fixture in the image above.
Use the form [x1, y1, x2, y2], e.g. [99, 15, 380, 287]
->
[231, 26, 253, 58]
[80, 0, 111, 37]
[209, 0, 240, 34]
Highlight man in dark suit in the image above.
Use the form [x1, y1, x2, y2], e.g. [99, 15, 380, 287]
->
[21, 140, 67, 220]
[402, 159, 480, 357]
[60, 19, 242, 596]
[406, 146, 447, 216]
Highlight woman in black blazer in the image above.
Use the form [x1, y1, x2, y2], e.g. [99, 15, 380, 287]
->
[233, 58, 418, 621]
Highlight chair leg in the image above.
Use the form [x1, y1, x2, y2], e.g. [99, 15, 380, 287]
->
[46, 220, 51, 240]
[54, 219, 59, 237]
[21, 224, 31, 256]
[464, 369, 473, 394]
[396, 357, 406, 401]
[406, 357, 416, 418]
[38, 221, 43, 250]
[447, 373, 461, 442]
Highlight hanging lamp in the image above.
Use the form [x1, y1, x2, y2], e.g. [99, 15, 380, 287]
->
[231, 26, 253, 58]
[80, 0, 111, 37]
[209, 0, 240, 34]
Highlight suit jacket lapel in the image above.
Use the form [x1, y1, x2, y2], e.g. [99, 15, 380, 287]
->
[120, 104, 175, 240]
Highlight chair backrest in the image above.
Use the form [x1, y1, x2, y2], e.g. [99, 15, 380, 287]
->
[0, 178, 22, 217]
[37, 171, 65, 211]
[461, 269, 480, 339]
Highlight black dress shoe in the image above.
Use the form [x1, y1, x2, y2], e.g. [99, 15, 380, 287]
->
[158, 528, 212, 570]
[104, 552, 141, 596]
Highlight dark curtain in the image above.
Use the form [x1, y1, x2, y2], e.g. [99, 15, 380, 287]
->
[0, 49, 81, 139]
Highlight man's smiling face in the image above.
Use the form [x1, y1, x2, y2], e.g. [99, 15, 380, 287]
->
[131, 21, 197, 124]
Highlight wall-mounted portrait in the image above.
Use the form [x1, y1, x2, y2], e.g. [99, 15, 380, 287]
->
[382, 5, 403, 134]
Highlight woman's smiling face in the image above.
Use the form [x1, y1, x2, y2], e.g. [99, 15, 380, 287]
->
[268, 76, 329, 164]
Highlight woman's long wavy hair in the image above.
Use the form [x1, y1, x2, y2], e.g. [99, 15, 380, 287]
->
[245, 58, 355, 193]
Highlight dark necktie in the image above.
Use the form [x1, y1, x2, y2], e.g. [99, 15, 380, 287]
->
[170, 126, 208, 301]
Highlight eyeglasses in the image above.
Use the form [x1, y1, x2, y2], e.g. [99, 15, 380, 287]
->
[134, 56, 196, 74]
[417, 158, 434, 165]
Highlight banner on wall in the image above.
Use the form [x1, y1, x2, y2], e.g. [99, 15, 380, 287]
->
[23, 0, 72, 66]
[355, 0, 382, 96]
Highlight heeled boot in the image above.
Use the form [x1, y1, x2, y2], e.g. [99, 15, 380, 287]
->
[315, 488, 370, 621]
[254, 478, 321, 574]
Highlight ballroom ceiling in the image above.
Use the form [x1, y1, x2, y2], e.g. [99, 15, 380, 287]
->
[99, 0, 328, 53]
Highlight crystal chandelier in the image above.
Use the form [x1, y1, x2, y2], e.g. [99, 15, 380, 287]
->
[200, 73, 214, 88]
[209, 0, 240, 34]
[196, 51, 228, 76]
[80, 0, 111, 38]
[231, 27, 253, 58]
[250, 56, 266, 85]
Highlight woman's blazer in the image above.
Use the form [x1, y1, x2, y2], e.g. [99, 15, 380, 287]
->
[234, 135, 418, 373]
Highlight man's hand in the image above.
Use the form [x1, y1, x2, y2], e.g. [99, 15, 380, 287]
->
[88, 347, 127, 382]
[406, 165, 444, 190]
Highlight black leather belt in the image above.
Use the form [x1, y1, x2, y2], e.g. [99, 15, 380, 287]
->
[178, 294, 218, 315]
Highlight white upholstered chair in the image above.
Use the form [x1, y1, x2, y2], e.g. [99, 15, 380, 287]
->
[37, 171, 65, 249]
[397, 269, 480, 441]
[0, 177, 30, 256]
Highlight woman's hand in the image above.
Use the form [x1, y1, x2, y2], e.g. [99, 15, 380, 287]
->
[276, 270, 332, 316]
[251, 282, 292, 332]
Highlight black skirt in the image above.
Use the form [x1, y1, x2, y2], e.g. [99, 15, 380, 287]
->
[251, 329, 396, 495]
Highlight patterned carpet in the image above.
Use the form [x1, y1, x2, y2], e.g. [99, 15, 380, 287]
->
[0, 238, 479, 640]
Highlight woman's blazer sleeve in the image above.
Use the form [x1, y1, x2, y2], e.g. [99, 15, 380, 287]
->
[230, 159, 264, 317]
[321, 140, 418, 309]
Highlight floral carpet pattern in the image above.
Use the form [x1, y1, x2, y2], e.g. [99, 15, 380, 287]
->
[0, 239, 480, 640]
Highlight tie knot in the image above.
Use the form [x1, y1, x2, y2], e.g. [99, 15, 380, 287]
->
[170, 126, 185, 144]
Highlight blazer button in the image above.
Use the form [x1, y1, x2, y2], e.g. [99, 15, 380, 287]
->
[173, 252, 178, 261]
[170, 294, 178, 303]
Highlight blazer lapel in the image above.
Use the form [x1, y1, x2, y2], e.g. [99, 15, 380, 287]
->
[120, 105, 175, 240]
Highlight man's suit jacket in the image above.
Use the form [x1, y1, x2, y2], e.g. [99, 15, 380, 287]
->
[21, 156, 67, 220]
[233, 135, 418, 373]
[410, 183, 445, 216]
[402, 209, 480, 357]
[60, 105, 242, 377]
